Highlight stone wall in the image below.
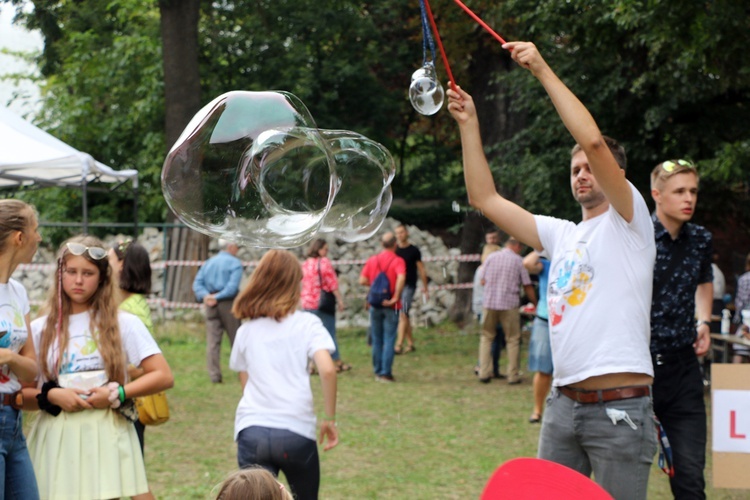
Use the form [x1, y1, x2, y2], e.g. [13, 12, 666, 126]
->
[14, 219, 468, 328]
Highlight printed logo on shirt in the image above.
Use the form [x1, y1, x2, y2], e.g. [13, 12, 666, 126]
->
[0, 302, 27, 386]
[57, 327, 105, 375]
[548, 242, 594, 327]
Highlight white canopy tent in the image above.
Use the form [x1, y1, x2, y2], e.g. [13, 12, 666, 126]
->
[0, 106, 139, 232]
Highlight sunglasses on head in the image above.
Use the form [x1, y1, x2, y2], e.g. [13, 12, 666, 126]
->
[661, 159, 695, 173]
[66, 242, 108, 260]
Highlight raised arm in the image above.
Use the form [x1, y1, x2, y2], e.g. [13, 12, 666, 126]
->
[447, 86, 542, 250]
[504, 41, 633, 222]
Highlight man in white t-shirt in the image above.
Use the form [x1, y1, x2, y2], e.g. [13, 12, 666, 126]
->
[448, 42, 657, 499]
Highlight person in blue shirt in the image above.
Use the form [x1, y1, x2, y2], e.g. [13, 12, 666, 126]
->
[193, 239, 244, 383]
[524, 252, 552, 424]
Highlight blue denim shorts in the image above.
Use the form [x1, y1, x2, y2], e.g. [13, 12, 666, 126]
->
[528, 317, 553, 374]
[401, 284, 416, 316]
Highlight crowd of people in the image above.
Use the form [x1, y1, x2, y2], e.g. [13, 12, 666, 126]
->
[3, 41, 748, 500]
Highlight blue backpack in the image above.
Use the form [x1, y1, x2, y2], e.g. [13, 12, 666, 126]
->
[367, 258, 394, 308]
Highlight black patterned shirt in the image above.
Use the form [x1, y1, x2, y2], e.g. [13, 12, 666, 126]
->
[650, 213, 713, 353]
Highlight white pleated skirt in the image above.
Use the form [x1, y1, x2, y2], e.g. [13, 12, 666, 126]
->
[27, 409, 148, 500]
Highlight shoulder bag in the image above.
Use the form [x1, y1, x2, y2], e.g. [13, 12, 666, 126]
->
[136, 391, 170, 426]
[317, 259, 337, 314]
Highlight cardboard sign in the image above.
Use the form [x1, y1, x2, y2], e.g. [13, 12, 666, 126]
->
[712, 364, 750, 489]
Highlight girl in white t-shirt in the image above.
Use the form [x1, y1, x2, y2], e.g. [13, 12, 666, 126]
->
[230, 249, 338, 500]
[25, 235, 174, 500]
[0, 200, 41, 499]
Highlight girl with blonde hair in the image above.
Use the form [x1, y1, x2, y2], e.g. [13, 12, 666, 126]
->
[231, 249, 339, 500]
[214, 467, 293, 500]
[25, 235, 173, 500]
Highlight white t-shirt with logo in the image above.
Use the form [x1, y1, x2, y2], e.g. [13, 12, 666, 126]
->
[535, 182, 656, 387]
[0, 279, 31, 393]
[31, 310, 161, 381]
[230, 310, 335, 441]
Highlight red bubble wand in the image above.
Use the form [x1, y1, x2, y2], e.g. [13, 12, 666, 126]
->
[452, 0, 507, 45]
[421, 0, 510, 93]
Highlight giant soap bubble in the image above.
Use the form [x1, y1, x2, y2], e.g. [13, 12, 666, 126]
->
[162, 91, 395, 248]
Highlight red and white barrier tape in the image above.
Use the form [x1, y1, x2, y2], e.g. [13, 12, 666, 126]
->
[18, 253, 481, 271]
[21, 252, 481, 310]
[19, 253, 481, 272]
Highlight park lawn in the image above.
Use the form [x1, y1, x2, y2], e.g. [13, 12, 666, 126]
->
[25, 319, 749, 499]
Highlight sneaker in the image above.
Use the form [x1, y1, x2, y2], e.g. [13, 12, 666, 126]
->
[378, 375, 396, 383]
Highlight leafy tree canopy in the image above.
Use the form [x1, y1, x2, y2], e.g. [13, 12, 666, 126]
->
[4, 0, 749, 242]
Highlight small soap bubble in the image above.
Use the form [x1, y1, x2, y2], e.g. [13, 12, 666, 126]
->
[162, 91, 395, 248]
[409, 63, 444, 116]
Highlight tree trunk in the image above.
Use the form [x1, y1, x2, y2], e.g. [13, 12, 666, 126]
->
[449, 46, 524, 324]
[159, 0, 205, 302]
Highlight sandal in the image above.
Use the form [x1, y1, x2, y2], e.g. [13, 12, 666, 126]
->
[404, 345, 415, 353]
[393, 346, 403, 355]
[336, 362, 352, 373]
[528, 413, 541, 424]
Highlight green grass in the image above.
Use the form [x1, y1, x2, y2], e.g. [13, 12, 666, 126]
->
[28, 320, 750, 498]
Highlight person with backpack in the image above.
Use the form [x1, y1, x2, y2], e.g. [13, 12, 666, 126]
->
[359, 232, 406, 382]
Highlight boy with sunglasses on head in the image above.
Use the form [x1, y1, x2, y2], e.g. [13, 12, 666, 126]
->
[650, 159, 712, 499]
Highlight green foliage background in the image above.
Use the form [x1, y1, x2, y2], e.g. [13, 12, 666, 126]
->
[4, 0, 750, 238]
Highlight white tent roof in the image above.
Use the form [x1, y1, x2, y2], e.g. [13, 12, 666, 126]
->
[0, 106, 138, 190]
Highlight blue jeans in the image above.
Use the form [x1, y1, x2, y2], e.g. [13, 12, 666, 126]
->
[0, 406, 39, 500]
[237, 426, 320, 500]
[306, 309, 340, 361]
[539, 389, 657, 500]
[370, 307, 399, 376]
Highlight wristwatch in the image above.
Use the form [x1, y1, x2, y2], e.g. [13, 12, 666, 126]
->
[696, 320, 711, 328]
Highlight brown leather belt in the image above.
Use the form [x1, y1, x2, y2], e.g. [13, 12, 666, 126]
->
[0, 391, 23, 410]
[559, 385, 650, 404]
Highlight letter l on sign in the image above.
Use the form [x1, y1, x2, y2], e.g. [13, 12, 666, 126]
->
[731, 410, 746, 439]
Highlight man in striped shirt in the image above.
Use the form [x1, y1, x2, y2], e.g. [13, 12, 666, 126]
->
[478, 237, 536, 384]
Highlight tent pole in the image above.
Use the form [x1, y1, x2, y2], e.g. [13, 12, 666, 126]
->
[83, 176, 89, 234]
[133, 185, 139, 238]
